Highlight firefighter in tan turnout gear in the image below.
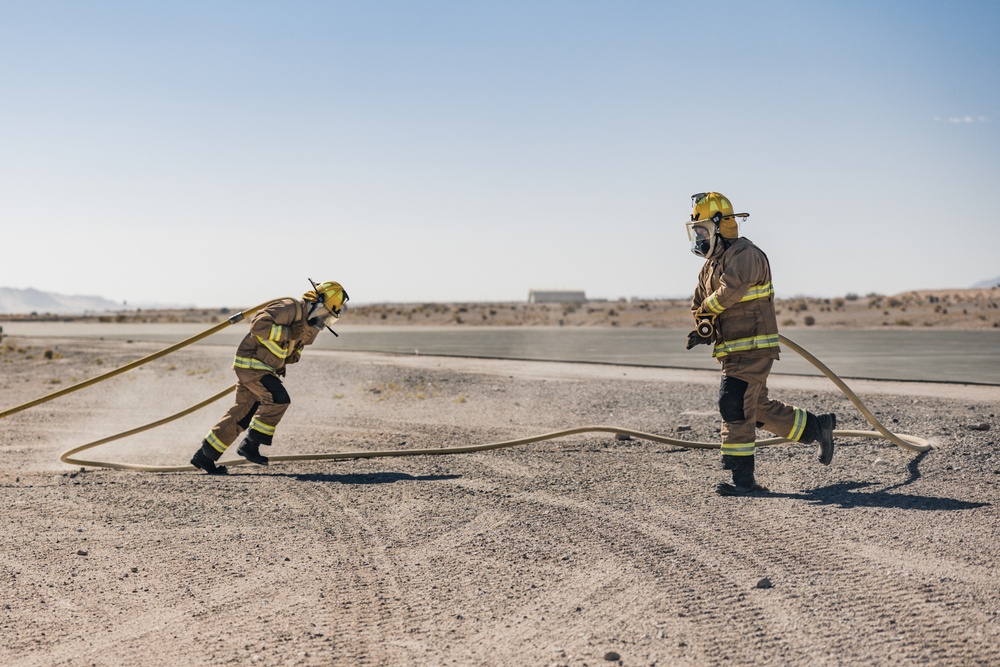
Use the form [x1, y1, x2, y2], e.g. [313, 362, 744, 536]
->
[190, 281, 349, 474]
[684, 192, 835, 496]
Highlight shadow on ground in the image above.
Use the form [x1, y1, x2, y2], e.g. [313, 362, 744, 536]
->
[279, 471, 462, 485]
[769, 453, 990, 510]
[769, 482, 990, 510]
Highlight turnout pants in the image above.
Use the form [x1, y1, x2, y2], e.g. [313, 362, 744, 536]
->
[204, 368, 291, 455]
[718, 355, 807, 460]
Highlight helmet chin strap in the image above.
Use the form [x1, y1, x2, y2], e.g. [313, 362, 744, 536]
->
[307, 301, 340, 337]
[306, 278, 341, 337]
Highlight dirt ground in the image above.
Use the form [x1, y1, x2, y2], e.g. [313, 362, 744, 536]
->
[1, 337, 998, 666]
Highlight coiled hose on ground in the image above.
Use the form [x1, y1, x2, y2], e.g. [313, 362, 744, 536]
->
[0, 300, 931, 472]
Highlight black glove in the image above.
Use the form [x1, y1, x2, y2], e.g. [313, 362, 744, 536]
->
[686, 330, 712, 350]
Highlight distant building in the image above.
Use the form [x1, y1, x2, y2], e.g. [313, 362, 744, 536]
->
[528, 290, 587, 304]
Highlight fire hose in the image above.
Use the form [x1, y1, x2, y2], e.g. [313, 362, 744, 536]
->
[0, 301, 931, 472]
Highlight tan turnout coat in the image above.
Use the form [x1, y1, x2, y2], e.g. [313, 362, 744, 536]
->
[235, 298, 320, 376]
[691, 237, 780, 360]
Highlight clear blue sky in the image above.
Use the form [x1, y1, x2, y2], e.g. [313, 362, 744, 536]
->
[2, 1, 998, 307]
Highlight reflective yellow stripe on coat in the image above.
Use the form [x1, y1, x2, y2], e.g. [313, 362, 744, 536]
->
[713, 333, 780, 358]
[234, 355, 275, 373]
[255, 335, 291, 359]
[704, 282, 774, 315]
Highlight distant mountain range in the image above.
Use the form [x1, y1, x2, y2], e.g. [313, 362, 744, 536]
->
[972, 275, 1000, 289]
[0, 287, 123, 315]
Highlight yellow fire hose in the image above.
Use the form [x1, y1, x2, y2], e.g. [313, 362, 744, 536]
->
[0, 301, 931, 473]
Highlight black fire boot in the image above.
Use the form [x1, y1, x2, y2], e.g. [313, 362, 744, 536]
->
[716, 455, 767, 496]
[236, 434, 269, 466]
[190, 441, 228, 475]
[815, 413, 836, 465]
[800, 412, 837, 465]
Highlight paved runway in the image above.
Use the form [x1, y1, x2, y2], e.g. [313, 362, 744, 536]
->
[5, 322, 998, 385]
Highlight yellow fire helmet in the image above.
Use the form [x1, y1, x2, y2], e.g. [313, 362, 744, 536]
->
[303, 280, 349, 317]
[685, 192, 750, 258]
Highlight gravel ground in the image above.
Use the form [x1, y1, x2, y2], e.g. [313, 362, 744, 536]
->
[1, 337, 998, 666]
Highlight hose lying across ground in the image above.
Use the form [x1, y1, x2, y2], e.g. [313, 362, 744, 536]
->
[0, 302, 932, 473]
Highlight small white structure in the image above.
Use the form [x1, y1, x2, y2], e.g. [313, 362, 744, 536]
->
[528, 290, 587, 304]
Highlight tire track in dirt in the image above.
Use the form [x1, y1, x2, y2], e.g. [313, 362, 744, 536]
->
[716, 500, 1000, 666]
[481, 468, 1000, 666]
[437, 436, 996, 665]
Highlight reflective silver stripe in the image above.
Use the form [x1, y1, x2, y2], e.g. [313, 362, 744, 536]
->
[721, 442, 755, 456]
[788, 407, 807, 441]
[250, 418, 276, 436]
[205, 432, 227, 453]
[740, 282, 774, 302]
[705, 294, 725, 314]
[705, 282, 773, 315]
[268, 324, 286, 342]
[234, 355, 275, 372]
[714, 333, 780, 358]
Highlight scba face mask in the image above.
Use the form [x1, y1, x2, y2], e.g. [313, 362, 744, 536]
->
[686, 220, 721, 258]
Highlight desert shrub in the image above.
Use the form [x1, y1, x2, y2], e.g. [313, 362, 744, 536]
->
[845, 293, 859, 301]
[782, 318, 797, 326]
[804, 316, 816, 326]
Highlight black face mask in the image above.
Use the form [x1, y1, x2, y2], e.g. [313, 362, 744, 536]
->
[691, 230, 723, 258]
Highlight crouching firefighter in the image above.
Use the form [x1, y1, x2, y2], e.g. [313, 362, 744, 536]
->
[190, 280, 349, 474]
[683, 192, 835, 496]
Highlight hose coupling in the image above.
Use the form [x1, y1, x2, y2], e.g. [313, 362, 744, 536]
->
[695, 316, 715, 339]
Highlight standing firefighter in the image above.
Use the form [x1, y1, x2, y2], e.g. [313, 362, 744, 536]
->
[684, 192, 835, 496]
[190, 281, 349, 475]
